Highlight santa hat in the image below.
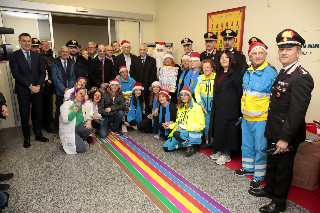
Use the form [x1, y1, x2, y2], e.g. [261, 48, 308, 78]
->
[133, 82, 144, 91]
[119, 66, 127, 73]
[248, 42, 268, 57]
[158, 89, 171, 100]
[163, 53, 174, 60]
[151, 81, 162, 89]
[189, 52, 200, 61]
[180, 86, 192, 96]
[121, 40, 130, 47]
[156, 42, 166, 50]
[109, 79, 119, 85]
[181, 54, 190, 60]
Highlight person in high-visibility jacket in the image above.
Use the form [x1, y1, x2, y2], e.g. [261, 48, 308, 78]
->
[235, 41, 278, 189]
[194, 59, 216, 148]
[163, 86, 205, 157]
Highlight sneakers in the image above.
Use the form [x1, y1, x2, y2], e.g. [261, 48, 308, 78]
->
[210, 151, 222, 160]
[235, 168, 254, 176]
[250, 178, 263, 189]
[184, 146, 197, 157]
[111, 129, 122, 136]
[153, 134, 160, 139]
[215, 155, 231, 165]
[121, 124, 128, 133]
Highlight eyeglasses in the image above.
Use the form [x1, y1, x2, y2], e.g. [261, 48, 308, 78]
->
[88, 47, 96, 49]
[41, 44, 50, 47]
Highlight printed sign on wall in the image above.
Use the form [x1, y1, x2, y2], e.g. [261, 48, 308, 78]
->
[207, 6, 246, 51]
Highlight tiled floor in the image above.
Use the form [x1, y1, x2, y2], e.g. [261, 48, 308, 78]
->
[0, 127, 310, 213]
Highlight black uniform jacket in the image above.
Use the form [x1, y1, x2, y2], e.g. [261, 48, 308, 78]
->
[200, 49, 217, 62]
[264, 62, 314, 147]
[214, 49, 246, 73]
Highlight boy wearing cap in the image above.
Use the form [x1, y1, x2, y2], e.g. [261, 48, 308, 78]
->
[200, 32, 218, 61]
[235, 41, 278, 190]
[249, 29, 314, 213]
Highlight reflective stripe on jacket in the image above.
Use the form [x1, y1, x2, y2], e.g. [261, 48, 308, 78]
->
[241, 60, 278, 121]
[194, 73, 216, 112]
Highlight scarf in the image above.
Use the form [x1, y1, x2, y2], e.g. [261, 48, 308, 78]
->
[158, 102, 171, 136]
[127, 97, 142, 123]
[185, 68, 200, 94]
[151, 95, 159, 127]
[177, 69, 189, 97]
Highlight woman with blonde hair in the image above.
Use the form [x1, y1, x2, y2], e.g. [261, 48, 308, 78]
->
[163, 86, 205, 157]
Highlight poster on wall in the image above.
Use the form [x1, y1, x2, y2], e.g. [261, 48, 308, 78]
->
[158, 66, 179, 92]
[207, 6, 246, 51]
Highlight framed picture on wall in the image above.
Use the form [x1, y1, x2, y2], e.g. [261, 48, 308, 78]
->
[207, 6, 246, 51]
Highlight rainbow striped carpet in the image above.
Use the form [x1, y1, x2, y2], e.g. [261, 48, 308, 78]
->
[95, 132, 231, 213]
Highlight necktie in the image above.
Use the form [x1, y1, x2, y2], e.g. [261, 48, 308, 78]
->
[100, 59, 104, 81]
[142, 58, 145, 67]
[279, 68, 285, 75]
[64, 61, 69, 87]
[26, 52, 31, 68]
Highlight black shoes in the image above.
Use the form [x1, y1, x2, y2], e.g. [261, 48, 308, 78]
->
[259, 202, 286, 213]
[248, 188, 272, 199]
[23, 139, 31, 148]
[0, 184, 10, 191]
[35, 135, 49, 142]
[235, 168, 254, 176]
[198, 144, 212, 149]
[45, 126, 53, 133]
[250, 178, 263, 189]
[0, 173, 14, 181]
[52, 128, 59, 135]
[184, 146, 197, 157]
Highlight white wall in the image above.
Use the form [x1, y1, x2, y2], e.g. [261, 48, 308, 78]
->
[52, 23, 108, 55]
[155, 0, 320, 122]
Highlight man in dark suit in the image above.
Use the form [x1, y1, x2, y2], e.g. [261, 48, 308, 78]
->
[130, 44, 157, 103]
[105, 45, 116, 64]
[89, 44, 115, 89]
[9, 33, 49, 148]
[51, 46, 76, 134]
[114, 40, 137, 76]
[249, 29, 314, 213]
[215, 29, 246, 72]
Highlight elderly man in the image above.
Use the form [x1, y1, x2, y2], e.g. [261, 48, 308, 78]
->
[88, 42, 97, 59]
[105, 45, 115, 64]
[114, 40, 137, 76]
[66, 39, 79, 63]
[215, 29, 246, 72]
[130, 44, 157, 104]
[89, 44, 115, 89]
[9, 33, 49, 147]
[235, 40, 278, 190]
[249, 29, 314, 213]
[118, 66, 136, 132]
[40, 40, 55, 133]
[200, 32, 218, 61]
[112, 41, 122, 57]
[51, 46, 76, 134]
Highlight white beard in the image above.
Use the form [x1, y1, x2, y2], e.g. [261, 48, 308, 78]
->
[151, 50, 167, 70]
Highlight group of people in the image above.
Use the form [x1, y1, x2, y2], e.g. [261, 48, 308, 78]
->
[7, 27, 315, 213]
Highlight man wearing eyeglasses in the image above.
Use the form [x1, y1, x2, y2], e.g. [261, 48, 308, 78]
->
[89, 44, 115, 89]
[87, 42, 97, 59]
[40, 40, 55, 133]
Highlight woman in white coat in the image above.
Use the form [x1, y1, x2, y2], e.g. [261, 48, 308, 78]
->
[59, 87, 94, 154]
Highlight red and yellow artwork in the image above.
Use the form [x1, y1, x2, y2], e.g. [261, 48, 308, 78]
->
[207, 6, 246, 51]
